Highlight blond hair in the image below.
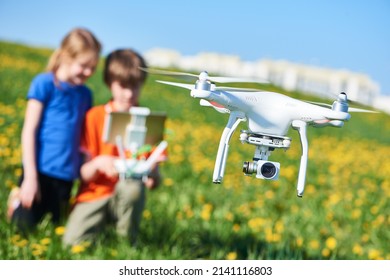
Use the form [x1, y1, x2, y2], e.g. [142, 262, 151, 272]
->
[46, 28, 101, 72]
[103, 49, 147, 88]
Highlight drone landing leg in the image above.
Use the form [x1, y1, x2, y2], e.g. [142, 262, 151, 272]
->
[292, 120, 308, 197]
[213, 112, 246, 183]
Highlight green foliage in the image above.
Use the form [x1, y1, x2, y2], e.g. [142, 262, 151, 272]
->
[0, 41, 389, 260]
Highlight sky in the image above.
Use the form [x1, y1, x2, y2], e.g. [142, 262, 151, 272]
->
[1, 0, 389, 95]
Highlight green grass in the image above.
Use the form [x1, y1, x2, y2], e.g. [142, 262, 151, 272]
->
[0, 41, 389, 260]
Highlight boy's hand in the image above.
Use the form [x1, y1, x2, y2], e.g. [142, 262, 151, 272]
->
[144, 165, 161, 190]
[93, 155, 118, 178]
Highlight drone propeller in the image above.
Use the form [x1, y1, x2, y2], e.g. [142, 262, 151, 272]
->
[157, 80, 194, 90]
[142, 67, 269, 84]
[156, 80, 262, 92]
[303, 100, 378, 113]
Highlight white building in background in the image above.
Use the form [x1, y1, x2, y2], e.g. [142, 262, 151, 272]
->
[144, 48, 389, 113]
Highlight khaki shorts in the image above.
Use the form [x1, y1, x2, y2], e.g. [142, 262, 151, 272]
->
[63, 179, 145, 246]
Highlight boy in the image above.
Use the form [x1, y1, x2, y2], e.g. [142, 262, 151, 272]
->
[63, 49, 163, 246]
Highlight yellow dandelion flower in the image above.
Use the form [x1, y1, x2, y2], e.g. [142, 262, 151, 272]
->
[225, 212, 233, 222]
[296, 237, 304, 248]
[274, 220, 284, 233]
[163, 178, 174, 187]
[200, 210, 211, 221]
[368, 249, 382, 260]
[71, 244, 85, 254]
[110, 249, 118, 257]
[200, 203, 213, 221]
[30, 243, 42, 250]
[370, 206, 379, 215]
[14, 168, 22, 177]
[143, 209, 152, 219]
[232, 224, 240, 232]
[55, 226, 65, 236]
[265, 190, 274, 199]
[351, 209, 361, 219]
[226, 252, 237, 260]
[16, 239, 28, 248]
[10, 234, 21, 244]
[40, 238, 51, 245]
[309, 240, 320, 250]
[185, 208, 194, 219]
[325, 237, 337, 250]
[32, 249, 44, 257]
[322, 248, 331, 258]
[361, 234, 369, 243]
[352, 244, 363, 256]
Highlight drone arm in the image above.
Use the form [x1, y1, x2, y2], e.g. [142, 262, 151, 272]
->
[292, 120, 308, 197]
[213, 111, 246, 183]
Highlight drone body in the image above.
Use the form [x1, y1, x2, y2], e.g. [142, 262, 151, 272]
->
[144, 68, 375, 197]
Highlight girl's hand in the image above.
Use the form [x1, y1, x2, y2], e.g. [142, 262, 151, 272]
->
[19, 177, 41, 209]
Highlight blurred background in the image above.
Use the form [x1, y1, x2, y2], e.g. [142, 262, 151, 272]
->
[1, 0, 389, 111]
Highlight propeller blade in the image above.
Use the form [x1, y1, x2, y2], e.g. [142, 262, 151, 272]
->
[209, 76, 269, 84]
[215, 86, 261, 92]
[156, 80, 261, 93]
[142, 67, 269, 84]
[141, 68, 199, 81]
[348, 107, 378, 113]
[156, 80, 194, 90]
[302, 100, 332, 108]
[303, 100, 378, 113]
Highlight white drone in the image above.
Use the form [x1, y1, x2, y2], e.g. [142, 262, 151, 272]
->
[143, 68, 376, 197]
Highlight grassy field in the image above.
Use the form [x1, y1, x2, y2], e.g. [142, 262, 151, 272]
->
[0, 41, 389, 260]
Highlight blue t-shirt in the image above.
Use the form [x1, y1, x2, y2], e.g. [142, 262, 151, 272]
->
[27, 72, 92, 181]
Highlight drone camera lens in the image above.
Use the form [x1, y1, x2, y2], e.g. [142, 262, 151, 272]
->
[260, 162, 277, 178]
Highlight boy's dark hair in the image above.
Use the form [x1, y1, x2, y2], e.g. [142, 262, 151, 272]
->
[103, 49, 147, 88]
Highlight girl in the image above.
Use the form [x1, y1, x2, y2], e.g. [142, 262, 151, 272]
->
[9, 28, 102, 232]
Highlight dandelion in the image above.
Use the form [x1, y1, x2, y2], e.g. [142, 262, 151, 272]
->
[351, 209, 361, 219]
[352, 244, 363, 256]
[274, 220, 284, 234]
[143, 209, 152, 220]
[325, 237, 337, 250]
[248, 217, 266, 232]
[232, 224, 240, 232]
[15, 239, 28, 248]
[225, 212, 233, 222]
[55, 226, 65, 236]
[309, 240, 320, 250]
[264, 190, 274, 199]
[71, 244, 86, 254]
[32, 249, 44, 257]
[370, 206, 379, 215]
[163, 177, 174, 187]
[368, 249, 382, 260]
[110, 249, 118, 257]
[200, 203, 213, 221]
[322, 248, 331, 258]
[185, 207, 194, 219]
[10, 234, 21, 244]
[296, 237, 304, 248]
[361, 234, 369, 243]
[226, 252, 237, 260]
[40, 238, 51, 245]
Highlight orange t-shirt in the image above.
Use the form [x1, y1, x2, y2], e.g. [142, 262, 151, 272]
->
[75, 102, 119, 203]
